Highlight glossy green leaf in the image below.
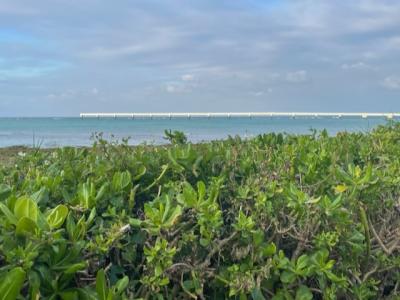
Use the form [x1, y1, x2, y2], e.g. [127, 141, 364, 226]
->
[95, 183, 109, 202]
[14, 196, 38, 222]
[31, 187, 49, 204]
[64, 262, 87, 274]
[96, 269, 108, 300]
[0, 267, 26, 300]
[112, 171, 132, 192]
[114, 276, 129, 294]
[47, 204, 69, 229]
[280, 271, 296, 284]
[16, 216, 38, 236]
[263, 242, 276, 256]
[0, 203, 18, 225]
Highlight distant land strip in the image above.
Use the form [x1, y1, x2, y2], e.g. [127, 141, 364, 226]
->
[80, 112, 399, 119]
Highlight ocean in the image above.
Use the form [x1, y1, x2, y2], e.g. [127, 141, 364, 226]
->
[0, 117, 393, 148]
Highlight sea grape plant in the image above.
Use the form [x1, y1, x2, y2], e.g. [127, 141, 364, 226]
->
[0, 124, 399, 299]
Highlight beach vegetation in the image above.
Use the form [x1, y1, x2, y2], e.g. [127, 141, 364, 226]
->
[0, 124, 399, 299]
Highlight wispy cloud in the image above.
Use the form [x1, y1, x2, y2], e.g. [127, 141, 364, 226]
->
[285, 71, 308, 83]
[165, 82, 190, 94]
[341, 62, 375, 70]
[382, 76, 400, 90]
[85, 27, 185, 60]
[250, 89, 272, 97]
[181, 74, 194, 81]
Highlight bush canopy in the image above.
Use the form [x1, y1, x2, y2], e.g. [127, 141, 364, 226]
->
[0, 124, 399, 299]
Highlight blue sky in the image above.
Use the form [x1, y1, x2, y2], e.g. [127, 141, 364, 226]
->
[0, 0, 400, 116]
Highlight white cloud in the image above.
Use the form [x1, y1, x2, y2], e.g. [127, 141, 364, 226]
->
[164, 73, 199, 93]
[85, 27, 185, 59]
[362, 51, 378, 59]
[91, 87, 99, 95]
[250, 88, 272, 97]
[181, 74, 194, 81]
[46, 89, 76, 100]
[383, 36, 400, 50]
[382, 76, 400, 90]
[252, 91, 264, 97]
[341, 62, 374, 70]
[285, 70, 308, 83]
[165, 82, 189, 93]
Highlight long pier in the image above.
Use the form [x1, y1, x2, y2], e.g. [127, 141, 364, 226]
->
[80, 112, 399, 119]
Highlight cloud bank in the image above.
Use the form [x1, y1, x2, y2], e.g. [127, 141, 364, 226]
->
[0, 0, 400, 116]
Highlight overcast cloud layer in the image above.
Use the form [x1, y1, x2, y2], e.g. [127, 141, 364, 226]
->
[1, 0, 400, 116]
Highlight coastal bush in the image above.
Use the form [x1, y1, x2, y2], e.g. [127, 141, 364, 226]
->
[0, 124, 399, 299]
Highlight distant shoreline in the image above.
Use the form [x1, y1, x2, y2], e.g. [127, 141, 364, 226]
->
[80, 112, 399, 119]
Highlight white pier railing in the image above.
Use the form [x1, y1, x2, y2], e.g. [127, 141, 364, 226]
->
[80, 112, 399, 119]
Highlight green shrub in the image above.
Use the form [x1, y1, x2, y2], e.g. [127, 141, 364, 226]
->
[0, 124, 399, 299]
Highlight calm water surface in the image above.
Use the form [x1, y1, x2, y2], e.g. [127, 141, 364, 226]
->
[0, 117, 393, 147]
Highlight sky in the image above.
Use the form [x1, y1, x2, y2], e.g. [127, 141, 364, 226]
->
[0, 0, 400, 116]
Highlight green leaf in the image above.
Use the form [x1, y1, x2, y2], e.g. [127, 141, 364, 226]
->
[86, 208, 97, 227]
[0, 267, 26, 300]
[200, 238, 209, 247]
[128, 184, 140, 211]
[46, 204, 69, 229]
[263, 242, 277, 256]
[106, 291, 114, 300]
[95, 183, 109, 202]
[0, 203, 18, 225]
[79, 180, 95, 209]
[325, 270, 345, 283]
[77, 288, 98, 300]
[112, 171, 132, 192]
[64, 262, 87, 274]
[334, 184, 347, 194]
[28, 270, 41, 299]
[31, 187, 49, 204]
[96, 269, 108, 300]
[197, 181, 206, 201]
[133, 165, 146, 181]
[155, 264, 163, 277]
[66, 212, 76, 239]
[129, 218, 142, 227]
[251, 287, 266, 300]
[36, 210, 50, 231]
[59, 290, 80, 300]
[295, 285, 312, 300]
[0, 184, 11, 201]
[178, 182, 197, 208]
[164, 205, 182, 228]
[305, 196, 321, 204]
[296, 255, 309, 272]
[16, 216, 38, 236]
[280, 270, 296, 284]
[14, 196, 38, 222]
[114, 276, 129, 294]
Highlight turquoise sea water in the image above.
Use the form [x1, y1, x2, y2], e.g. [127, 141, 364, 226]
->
[0, 117, 393, 148]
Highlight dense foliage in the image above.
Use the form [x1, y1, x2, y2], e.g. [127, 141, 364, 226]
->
[0, 125, 399, 300]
